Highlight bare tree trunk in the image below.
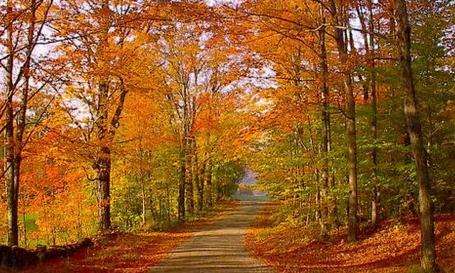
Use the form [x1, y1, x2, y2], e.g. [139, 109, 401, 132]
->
[5, 126, 18, 247]
[315, 170, 323, 231]
[394, 0, 437, 271]
[11, 0, 38, 247]
[355, 2, 370, 103]
[166, 190, 171, 225]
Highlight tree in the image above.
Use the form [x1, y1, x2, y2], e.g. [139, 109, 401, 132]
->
[1, 0, 53, 246]
[355, 0, 380, 226]
[53, 0, 141, 231]
[327, 0, 359, 242]
[394, 0, 437, 271]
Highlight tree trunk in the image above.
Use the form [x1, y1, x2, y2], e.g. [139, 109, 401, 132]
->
[315, 170, 324, 232]
[344, 39, 359, 244]
[368, 0, 380, 227]
[5, 0, 39, 247]
[178, 152, 186, 222]
[357, 0, 381, 226]
[186, 170, 194, 214]
[192, 142, 203, 212]
[166, 190, 171, 225]
[94, 81, 111, 232]
[96, 145, 111, 231]
[319, 6, 330, 237]
[355, 2, 370, 103]
[4, 0, 19, 246]
[330, 0, 358, 242]
[22, 210, 27, 247]
[10, 0, 37, 247]
[186, 139, 195, 214]
[394, 0, 437, 271]
[205, 161, 213, 208]
[330, 173, 340, 227]
[196, 163, 205, 212]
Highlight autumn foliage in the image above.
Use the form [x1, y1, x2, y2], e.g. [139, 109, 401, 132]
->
[0, 0, 453, 272]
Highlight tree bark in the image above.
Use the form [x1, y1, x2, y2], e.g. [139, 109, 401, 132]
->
[23, 210, 27, 247]
[318, 6, 330, 237]
[96, 147, 111, 231]
[196, 162, 205, 212]
[205, 161, 213, 208]
[344, 34, 359, 244]
[178, 151, 186, 222]
[94, 81, 111, 232]
[185, 168, 194, 214]
[394, 0, 437, 271]
[355, 2, 370, 103]
[186, 138, 195, 214]
[193, 144, 203, 212]
[367, 0, 380, 227]
[4, 0, 19, 246]
[330, 0, 358, 242]
[92, 1, 114, 232]
[356, 0, 381, 226]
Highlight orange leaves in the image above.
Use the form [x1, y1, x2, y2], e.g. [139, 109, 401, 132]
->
[118, 90, 177, 156]
[21, 128, 85, 201]
[247, 207, 455, 273]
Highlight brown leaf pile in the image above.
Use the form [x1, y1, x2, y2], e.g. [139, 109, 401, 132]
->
[20, 201, 237, 273]
[246, 204, 455, 273]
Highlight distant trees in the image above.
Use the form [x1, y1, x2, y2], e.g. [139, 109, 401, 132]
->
[149, 21, 251, 222]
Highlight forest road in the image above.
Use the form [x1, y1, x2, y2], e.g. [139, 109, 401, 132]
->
[148, 201, 274, 273]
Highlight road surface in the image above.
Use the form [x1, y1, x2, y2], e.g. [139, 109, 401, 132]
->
[148, 201, 274, 273]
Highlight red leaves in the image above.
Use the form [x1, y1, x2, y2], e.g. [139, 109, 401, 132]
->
[246, 207, 455, 273]
[22, 231, 190, 273]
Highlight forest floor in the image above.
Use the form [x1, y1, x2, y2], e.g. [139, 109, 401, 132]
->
[245, 202, 455, 273]
[18, 201, 239, 273]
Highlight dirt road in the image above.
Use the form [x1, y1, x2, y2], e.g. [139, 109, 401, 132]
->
[148, 201, 274, 273]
